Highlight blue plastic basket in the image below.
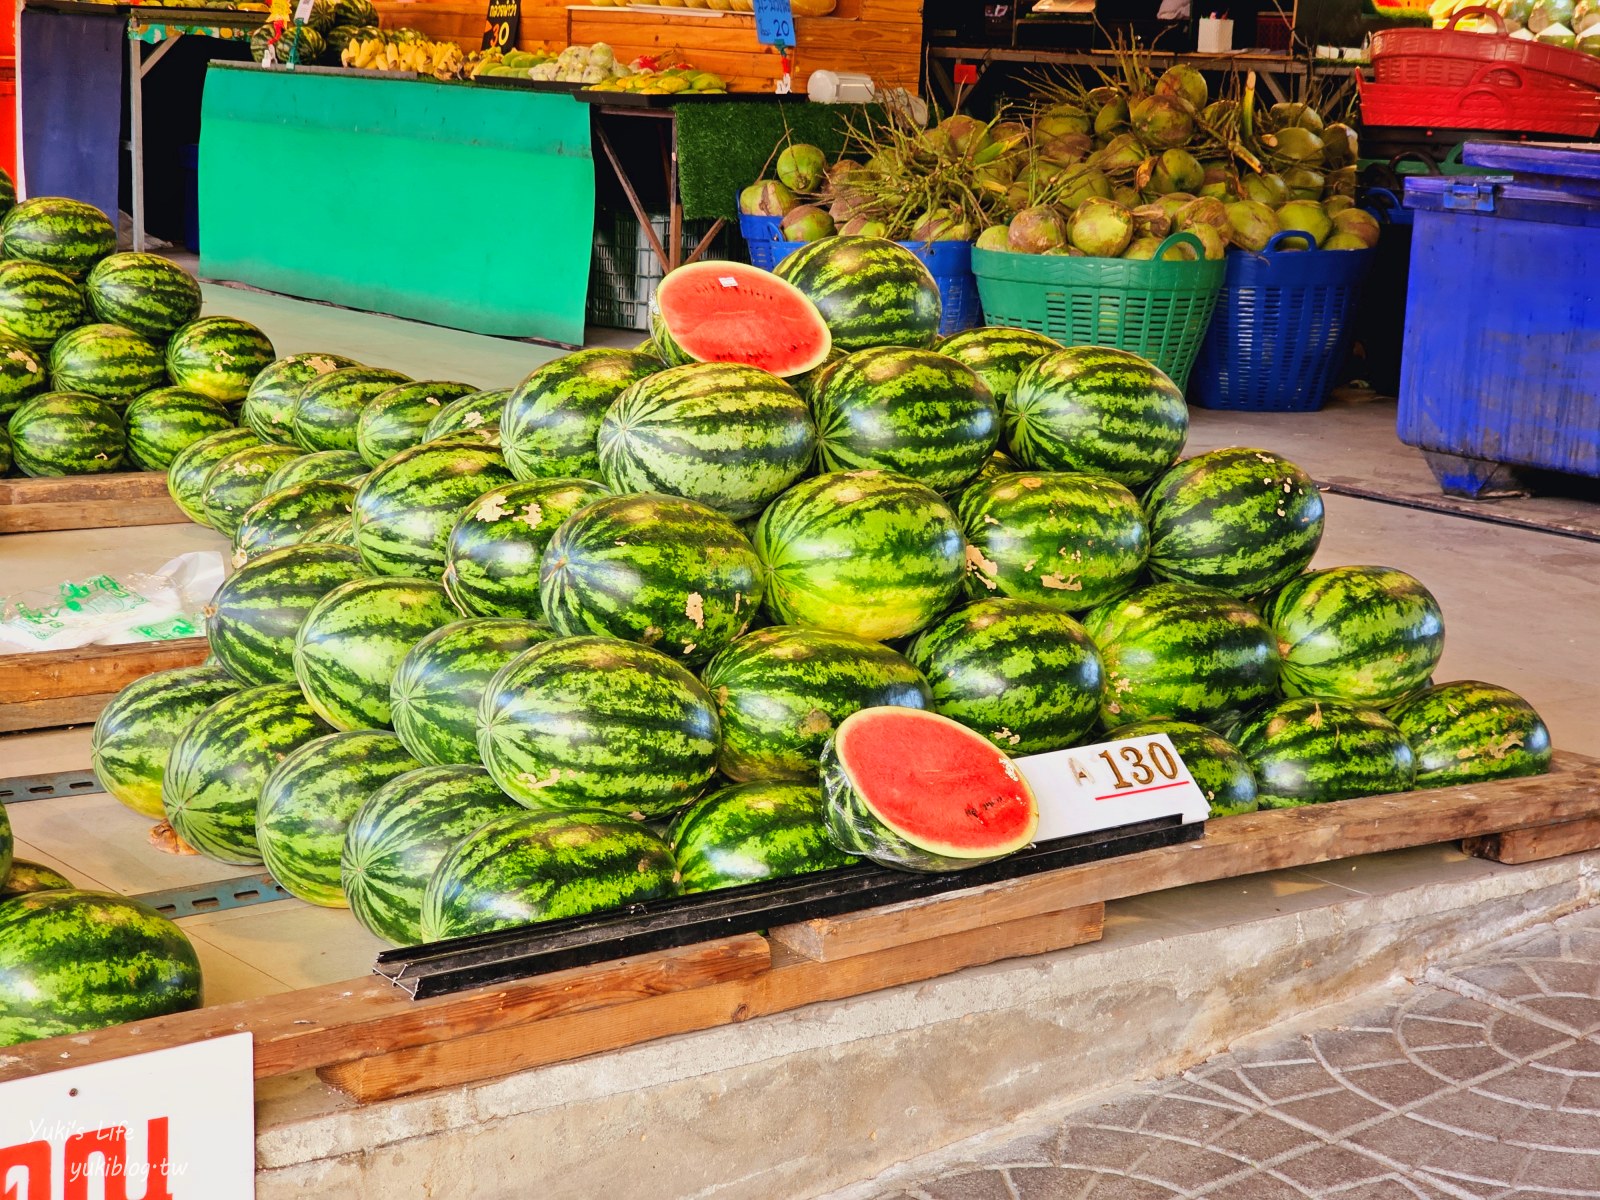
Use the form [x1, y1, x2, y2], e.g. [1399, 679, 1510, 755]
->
[737, 213, 803, 272]
[1191, 232, 1376, 412]
[900, 239, 982, 336]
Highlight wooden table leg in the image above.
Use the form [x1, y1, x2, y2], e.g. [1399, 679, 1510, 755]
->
[593, 113, 669, 276]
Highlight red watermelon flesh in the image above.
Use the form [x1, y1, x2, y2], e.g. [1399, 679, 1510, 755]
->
[651, 261, 832, 378]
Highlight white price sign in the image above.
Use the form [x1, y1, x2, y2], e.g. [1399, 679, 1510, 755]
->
[1018, 732, 1210, 843]
[293, 0, 315, 20]
[0, 1034, 255, 1199]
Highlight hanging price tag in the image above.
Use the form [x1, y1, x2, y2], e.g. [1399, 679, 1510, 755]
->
[1017, 732, 1210, 843]
[294, 0, 315, 19]
[752, 0, 795, 48]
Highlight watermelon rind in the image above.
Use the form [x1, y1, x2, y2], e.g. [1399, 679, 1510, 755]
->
[166, 316, 276, 403]
[231, 480, 357, 565]
[935, 326, 1062, 412]
[166, 426, 261, 524]
[292, 366, 412, 453]
[124, 387, 235, 472]
[48, 323, 167, 404]
[352, 436, 515, 577]
[773, 236, 942, 352]
[0, 860, 75, 899]
[502, 348, 661, 482]
[0, 260, 87, 347]
[423, 387, 509, 443]
[1233, 697, 1415, 808]
[355, 379, 477, 466]
[0, 336, 47, 418]
[241, 352, 362, 446]
[1113, 718, 1259, 817]
[1389, 680, 1552, 789]
[669, 781, 857, 894]
[647, 260, 832, 377]
[84, 252, 203, 340]
[0, 197, 116, 279]
[7, 392, 126, 476]
[198, 443, 302, 536]
[263, 448, 369, 493]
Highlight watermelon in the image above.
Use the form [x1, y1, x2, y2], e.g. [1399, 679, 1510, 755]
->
[241, 352, 361, 445]
[0, 260, 87, 348]
[810, 347, 998, 493]
[1233, 698, 1416, 808]
[307, 0, 337, 32]
[391, 617, 553, 766]
[355, 379, 477, 466]
[0, 197, 115, 278]
[293, 575, 458, 731]
[670, 781, 857, 893]
[935, 326, 1062, 411]
[754, 469, 966, 641]
[0, 170, 13, 221]
[198, 443, 302, 536]
[444, 477, 609, 619]
[292, 366, 412, 452]
[263, 448, 369, 492]
[0, 338, 47, 419]
[648, 260, 832, 377]
[296, 515, 356, 546]
[1084, 582, 1281, 730]
[334, 0, 378, 24]
[773, 236, 942, 352]
[540, 492, 764, 666]
[1112, 719, 1259, 817]
[0, 425, 9, 475]
[0, 860, 74, 899]
[166, 317, 276, 402]
[167, 429, 260, 525]
[48, 323, 168, 403]
[1144, 448, 1326, 596]
[90, 665, 243, 820]
[0, 801, 10, 883]
[502, 349, 661, 481]
[478, 635, 720, 817]
[83, 252, 203, 340]
[422, 811, 679, 942]
[205, 542, 369, 685]
[0, 891, 200, 1046]
[7, 393, 125, 476]
[1267, 566, 1444, 707]
[906, 598, 1103, 754]
[340, 765, 524, 945]
[1389, 681, 1552, 788]
[423, 388, 509, 443]
[231, 480, 356, 564]
[257, 730, 423, 907]
[1008, 346, 1188, 487]
[352, 437, 515, 577]
[596, 362, 815, 519]
[124, 387, 234, 471]
[162, 683, 334, 862]
[821, 707, 1039, 872]
[701, 625, 933, 782]
[787, 345, 845, 403]
[959, 471, 1148, 611]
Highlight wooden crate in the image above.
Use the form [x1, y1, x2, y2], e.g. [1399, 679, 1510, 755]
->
[0, 472, 186, 534]
[0, 638, 211, 733]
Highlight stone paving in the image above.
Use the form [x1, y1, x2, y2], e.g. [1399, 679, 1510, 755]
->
[864, 906, 1600, 1200]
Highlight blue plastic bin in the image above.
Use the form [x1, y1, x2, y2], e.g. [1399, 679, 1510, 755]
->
[901, 239, 982, 336]
[738, 212, 803, 272]
[1191, 232, 1375, 412]
[1399, 155, 1600, 495]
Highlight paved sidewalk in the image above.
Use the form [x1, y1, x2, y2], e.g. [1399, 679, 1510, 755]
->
[859, 906, 1600, 1200]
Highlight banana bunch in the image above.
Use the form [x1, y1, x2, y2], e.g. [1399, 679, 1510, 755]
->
[343, 35, 465, 78]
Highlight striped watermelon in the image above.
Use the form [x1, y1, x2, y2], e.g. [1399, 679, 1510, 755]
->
[165, 426, 260, 524]
[596, 362, 815, 519]
[0, 261, 87, 348]
[773, 236, 942, 352]
[198, 443, 302, 536]
[1008, 346, 1188, 487]
[0, 171, 12, 221]
[0, 891, 200, 1046]
[0, 806, 9, 881]
[0, 197, 115, 278]
[124, 387, 234, 471]
[424, 388, 509, 442]
[292, 366, 412, 452]
[1266, 566, 1444, 707]
[478, 636, 720, 817]
[293, 575, 458, 731]
[0, 424, 9, 475]
[961, 448, 1022, 493]
[231, 481, 356, 564]
[501, 349, 663, 481]
[1112, 719, 1259, 816]
[166, 317, 276, 403]
[1389, 680, 1552, 789]
[48, 324, 167, 404]
[669, 782, 857, 893]
[1233, 698, 1415, 808]
[1084, 582, 1281, 731]
[90, 665, 243, 820]
[340, 765, 524, 945]
[754, 470, 966, 641]
[701, 625, 933, 782]
[0, 338, 47, 419]
[241, 352, 361, 445]
[648, 261, 832, 376]
[257, 730, 423, 907]
[0, 860, 74, 899]
[264, 448, 369, 492]
[162, 683, 334, 863]
[352, 437, 515, 577]
[959, 471, 1148, 611]
[83, 252, 203, 340]
[7, 393, 125, 476]
[906, 598, 1103, 754]
[443, 477, 609, 619]
[935, 326, 1062, 411]
[297, 514, 356, 547]
[422, 811, 679, 942]
[390, 617, 553, 766]
[205, 542, 369, 685]
[1144, 448, 1326, 596]
[356, 380, 478, 467]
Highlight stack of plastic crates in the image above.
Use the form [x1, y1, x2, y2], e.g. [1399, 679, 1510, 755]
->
[587, 207, 740, 331]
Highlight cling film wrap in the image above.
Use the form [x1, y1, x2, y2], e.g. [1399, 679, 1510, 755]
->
[0, 552, 225, 652]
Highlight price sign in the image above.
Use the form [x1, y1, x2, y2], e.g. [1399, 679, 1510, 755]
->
[0, 1034, 255, 1199]
[482, 0, 521, 52]
[1017, 732, 1210, 843]
[293, 0, 315, 20]
[753, 0, 795, 48]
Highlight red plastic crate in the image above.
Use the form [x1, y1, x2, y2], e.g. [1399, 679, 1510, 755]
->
[1371, 5, 1600, 91]
[1357, 64, 1600, 137]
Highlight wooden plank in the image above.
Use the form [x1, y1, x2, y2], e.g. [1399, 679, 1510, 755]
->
[318, 903, 1105, 1102]
[0, 693, 119, 734]
[0, 471, 185, 533]
[1463, 813, 1600, 865]
[0, 638, 211, 706]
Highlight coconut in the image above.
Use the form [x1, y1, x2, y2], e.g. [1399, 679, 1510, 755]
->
[1069, 197, 1134, 258]
[1539, 18, 1577, 44]
[1176, 196, 1229, 236]
[1008, 205, 1071, 254]
[777, 144, 828, 193]
[740, 179, 798, 216]
[1037, 106, 1092, 140]
[1269, 103, 1324, 135]
[1131, 204, 1173, 238]
[1224, 200, 1281, 252]
[974, 157, 1017, 189]
[1155, 64, 1208, 112]
[1094, 96, 1130, 137]
[1199, 99, 1239, 129]
[1122, 235, 1166, 260]
[1155, 192, 1197, 220]
[1276, 200, 1334, 249]
[1044, 247, 1084, 256]
[1150, 148, 1205, 194]
[975, 225, 1012, 251]
[1095, 133, 1148, 173]
[1188, 223, 1227, 261]
[911, 208, 964, 241]
[1041, 132, 1094, 165]
[1321, 124, 1358, 169]
[1281, 167, 1326, 201]
[1322, 232, 1370, 251]
[1241, 173, 1291, 208]
[780, 205, 836, 242]
[1057, 166, 1114, 210]
[865, 149, 902, 177]
[1131, 94, 1195, 149]
[828, 189, 867, 222]
[1332, 208, 1381, 248]
[841, 216, 890, 238]
[1113, 186, 1143, 208]
[941, 115, 993, 159]
[1263, 126, 1326, 168]
[1325, 166, 1357, 198]
[1199, 161, 1238, 200]
[989, 120, 1031, 152]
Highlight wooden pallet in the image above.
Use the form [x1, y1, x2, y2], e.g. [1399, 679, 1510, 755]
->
[2, 752, 1596, 1104]
[0, 638, 211, 733]
[0, 471, 186, 533]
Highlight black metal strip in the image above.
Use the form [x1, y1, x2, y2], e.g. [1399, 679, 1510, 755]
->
[375, 817, 1202, 999]
[132, 873, 292, 920]
[0, 770, 102, 803]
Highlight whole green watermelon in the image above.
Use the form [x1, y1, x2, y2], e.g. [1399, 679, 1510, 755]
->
[0, 860, 73, 899]
[91, 665, 243, 820]
[444, 477, 608, 620]
[166, 316, 276, 403]
[1389, 680, 1552, 789]
[1112, 718, 1259, 817]
[352, 436, 515, 577]
[206, 541, 369, 685]
[8, 392, 125, 476]
[84, 252, 203, 340]
[241, 352, 361, 445]
[264, 448, 369, 492]
[49, 323, 168, 404]
[669, 781, 857, 893]
[0, 197, 116, 279]
[355, 379, 477, 466]
[0, 336, 46, 421]
[424, 388, 509, 444]
[292, 366, 412, 452]
[773, 236, 941, 352]
[1233, 697, 1415, 808]
[502, 348, 661, 481]
[935, 326, 1061, 412]
[124, 387, 235, 471]
[0, 260, 86, 348]
[165, 426, 261, 523]
[198, 443, 302, 536]
[231, 480, 357, 564]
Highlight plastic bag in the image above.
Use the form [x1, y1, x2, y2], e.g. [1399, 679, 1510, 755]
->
[0, 551, 225, 653]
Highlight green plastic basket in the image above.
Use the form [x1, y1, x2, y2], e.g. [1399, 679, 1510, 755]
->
[972, 233, 1226, 387]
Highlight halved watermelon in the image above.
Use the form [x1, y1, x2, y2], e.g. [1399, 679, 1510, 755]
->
[820, 706, 1039, 872]
[649, 261, 831, 378]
